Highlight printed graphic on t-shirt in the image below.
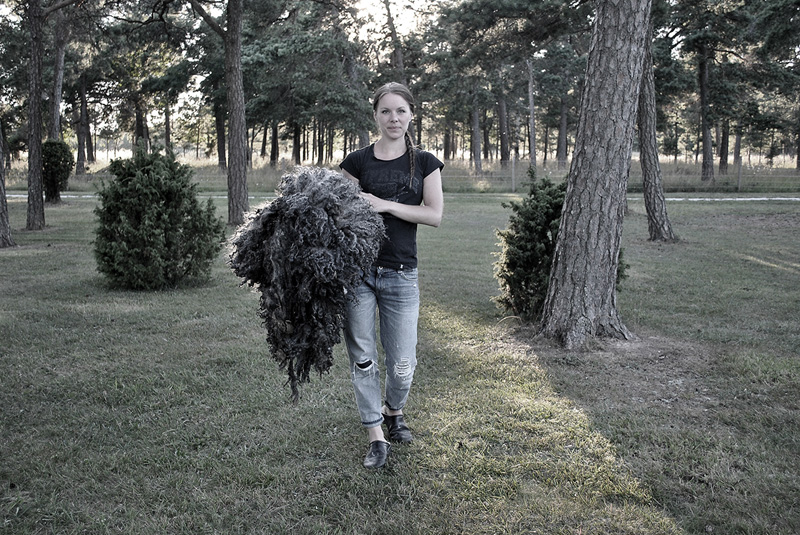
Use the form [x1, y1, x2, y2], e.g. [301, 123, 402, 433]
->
[363, 168, 419, 202]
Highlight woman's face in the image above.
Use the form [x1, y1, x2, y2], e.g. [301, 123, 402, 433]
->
[374, 92, 413, 141]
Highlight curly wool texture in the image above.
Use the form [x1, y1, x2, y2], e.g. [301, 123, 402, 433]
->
[230, 167, 385, 400]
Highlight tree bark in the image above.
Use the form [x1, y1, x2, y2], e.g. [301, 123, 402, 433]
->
[26, 0, 46, 231]
[539, 0, 652, 349]
[698, 43, 714, 183]
[638, 26, 676, 242]
[0, 125, 14, 248]
[223, 0, 249, 225]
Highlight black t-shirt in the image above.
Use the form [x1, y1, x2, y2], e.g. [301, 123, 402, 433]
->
[340, 144, 444, 269]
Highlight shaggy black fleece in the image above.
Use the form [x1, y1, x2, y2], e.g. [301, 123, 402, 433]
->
[230, 167, 385, 400]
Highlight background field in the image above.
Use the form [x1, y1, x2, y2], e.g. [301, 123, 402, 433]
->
[1, 180, 798, 533]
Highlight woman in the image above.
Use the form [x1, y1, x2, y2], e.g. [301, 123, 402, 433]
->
[340, 82, 444, 469]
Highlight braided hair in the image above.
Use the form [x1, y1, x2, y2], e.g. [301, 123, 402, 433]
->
[372, 82, 416, 187]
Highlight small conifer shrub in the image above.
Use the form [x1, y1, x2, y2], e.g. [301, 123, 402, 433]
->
[94, 150, 225, 290]
[494, 168, 566, 320]
[42, 140, 74, 203]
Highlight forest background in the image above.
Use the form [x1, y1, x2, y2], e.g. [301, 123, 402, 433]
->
[1, 0, 798, 200]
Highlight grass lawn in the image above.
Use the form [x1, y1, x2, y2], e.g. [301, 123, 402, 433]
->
[1, 185, 798, 534]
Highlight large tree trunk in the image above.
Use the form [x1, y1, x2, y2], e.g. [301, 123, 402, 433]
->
[698, 43, 714, 183]
[0, 125, 14, 248]
[556, 96, 568, 170]
[539, 0, 652, 349]
[26, 0, 46, 231]
[223, 0, 249, 225]
[526, 58, 537, 168]
[638, 27, 676, 243]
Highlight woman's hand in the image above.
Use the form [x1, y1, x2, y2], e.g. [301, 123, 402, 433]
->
[360, 192, 392, 213]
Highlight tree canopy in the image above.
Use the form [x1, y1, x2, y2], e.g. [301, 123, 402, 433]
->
[0, 0, 796, 176]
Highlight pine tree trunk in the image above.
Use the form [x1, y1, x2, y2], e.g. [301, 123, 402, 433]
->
[260, 121, 267, 158]
[526, 58, 537, 168]
[719, 120, 729, 175]
[292, 123, 301, 164]
[76, 75, 89, 174]
[0, 125, 14, 248]
[471, 87, 482, 173]
[556, 96, 568, 170]
[270, 121, 279, 166]
[699, 44, 714, 183]
[539, 0, 652, 349]
[26, 0, 46, 231]
[164, 102, 171, 152]
[637, 26, 676, 242]
[498, 93, 510, 169]
[224, 0, 249, 225]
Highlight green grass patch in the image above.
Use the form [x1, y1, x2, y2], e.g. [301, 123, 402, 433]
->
[1, 191, 798, 534]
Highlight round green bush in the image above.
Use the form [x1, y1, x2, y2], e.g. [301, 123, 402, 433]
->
[94, 150, 225, 290]
[42, 140, 74, 202]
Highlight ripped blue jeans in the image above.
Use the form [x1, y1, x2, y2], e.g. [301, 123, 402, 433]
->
[344, 266, 419, 429]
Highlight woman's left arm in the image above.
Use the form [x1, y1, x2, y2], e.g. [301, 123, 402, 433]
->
[361, 169, 443, 227]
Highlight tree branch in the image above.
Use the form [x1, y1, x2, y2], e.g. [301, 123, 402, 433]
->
[188, 0, 226, 38]
[43, 0, 81, 18]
